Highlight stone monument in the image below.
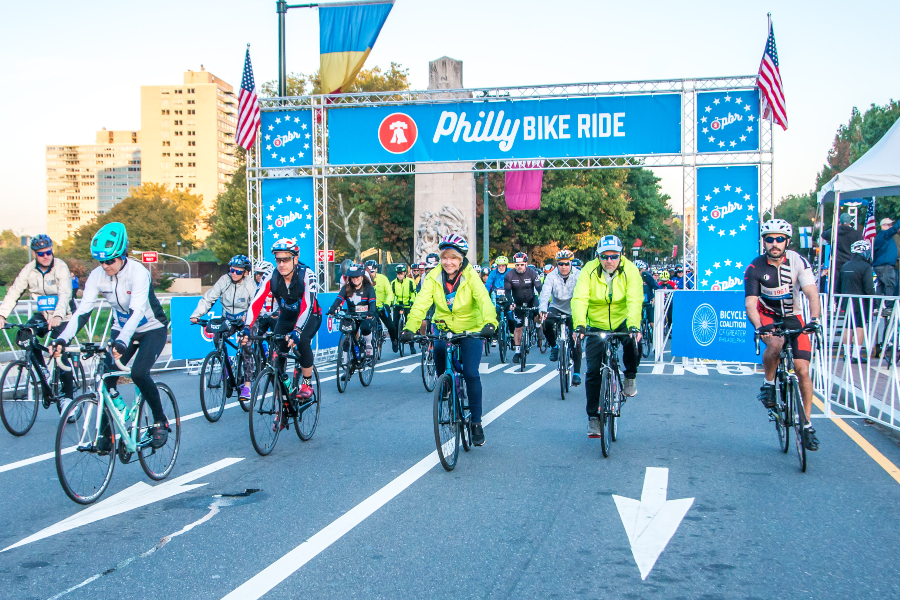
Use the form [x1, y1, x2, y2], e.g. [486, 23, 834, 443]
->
[414, 57, 477, 263]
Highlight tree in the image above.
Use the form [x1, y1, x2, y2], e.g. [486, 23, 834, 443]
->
[60, 183, 202, 260]
[207, 147, 249, 263]
[261, 63, 410, 98]
[0, 230, 27, 286]
[774, 193, 817, 248]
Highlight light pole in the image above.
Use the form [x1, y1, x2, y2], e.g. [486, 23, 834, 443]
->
[177, 240, 182, 257]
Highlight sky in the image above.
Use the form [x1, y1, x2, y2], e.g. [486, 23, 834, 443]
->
[2, 0, 898, 235]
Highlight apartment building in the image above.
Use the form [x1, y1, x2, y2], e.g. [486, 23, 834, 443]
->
[45, 130, 141, 242]
[140, 66, 238, 236]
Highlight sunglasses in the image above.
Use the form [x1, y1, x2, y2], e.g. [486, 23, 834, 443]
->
[230, 268, 245, 275]
[557, 262, 571, 267]
[99, 258, 117, 266]
[600, 253, 621, 260]
[274, 257, 294, 264]
[35, 250, 53, 257]
[764, 236, 788, 244]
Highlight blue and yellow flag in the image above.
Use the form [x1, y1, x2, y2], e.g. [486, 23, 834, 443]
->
[319, 1, 394, 94]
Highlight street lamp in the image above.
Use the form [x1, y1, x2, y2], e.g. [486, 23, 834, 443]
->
[176, 240, 182, 257]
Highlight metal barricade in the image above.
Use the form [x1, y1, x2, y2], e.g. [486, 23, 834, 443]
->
[652, 288, 677, 363]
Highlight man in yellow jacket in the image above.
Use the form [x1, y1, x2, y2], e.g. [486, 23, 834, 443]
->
[365, 259, 398, 352]
[571, 235, 644, 439]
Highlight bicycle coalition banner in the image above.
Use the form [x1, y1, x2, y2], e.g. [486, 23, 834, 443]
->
[327, 94, 682, 165]
[261, 177, 316, 269]
[259, 110, 314, 169]
[671, 291, 760, 364]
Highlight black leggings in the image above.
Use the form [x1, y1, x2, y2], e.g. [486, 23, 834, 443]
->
[542, 309, 582, 373]
[105, 327, 168, 423]
[377, 306, 397, 342]
[584, 322, 640, 418]
[273, 313, 321, 371]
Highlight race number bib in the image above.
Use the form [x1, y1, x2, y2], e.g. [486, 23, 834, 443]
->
[495, 289, 506, 296]
[762, 284, 791, 300]
[355, 305, 368, 313]
[115, 310, 148, 328]
[36, 295, 58, 311]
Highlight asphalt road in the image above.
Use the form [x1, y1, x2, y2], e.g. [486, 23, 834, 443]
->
[1, 347, 899, 600]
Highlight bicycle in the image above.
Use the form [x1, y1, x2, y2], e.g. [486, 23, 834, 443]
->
[416, 328, 488, 471]
[247, 332, 320, 456]
[333, 312, 376, 392]
[495, 300, 511, 363]
[54, 342, 181, 504]
[395, 304, 415, 357]
[555, 318, 574, 401]
[373, 307, 389, 360]
[1, 321, 87, 436]
[583, 330, 633, 458]
[194, 317, 258, 421]
[640, 303, 654, 359]
[517, 306, 541, 371]
[755, 324, 822, 473]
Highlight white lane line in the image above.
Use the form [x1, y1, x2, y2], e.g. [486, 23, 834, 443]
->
[221, 369, 558, 600]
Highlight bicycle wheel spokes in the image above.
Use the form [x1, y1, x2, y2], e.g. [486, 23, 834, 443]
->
[775, 379, 789, 453]
[55, 395, 115, 504]
[336, 336, 349, 394]
[138, 383, 181, 480]
[249, 371, 281, 456]
[1, 361, 40, 436]
[422, 344, 436, 392]
[599, 372, 611, 458]
[359, 351, 375, 386]
[200, 351, 226, 422]
[296, 368, 320, 441]
[791, 380, 807, 472]
[433, 374, 459, 471]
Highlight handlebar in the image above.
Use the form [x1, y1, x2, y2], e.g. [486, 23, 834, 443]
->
[754, 324, 823, 356]
[330, 311, 371, 321]
[581, 330, 636, 339]
[414, 331, 489, 344]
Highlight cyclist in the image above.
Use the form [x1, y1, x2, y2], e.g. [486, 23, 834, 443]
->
[254, 260, 274, 287]
[745, 219, 822, 451]
[400, 234, 496, 446]
[837, 239, 875, 364]
[245, 238, 321, 407]
[505, 252, 543, 363]
[572, 258, 583, 269]
[539, 249, 582, 386]
[190, 255, 257, 402]
[53, 223, 171, 450]
[541, 263, 554, 284]
[485, 256, 509, 295]
[391, 264, 417, 353]
[636, 260, 660, 326]
[480, 267, 490, 286]
[327, 264, 377, 360]
[0, 234, 76, 414]
[417, 253, 440, 292]
[70, 273, 80, 312]
[572, 235, 643, 438]
[365, 260, 398, 353]
[410, 263, 422, 288]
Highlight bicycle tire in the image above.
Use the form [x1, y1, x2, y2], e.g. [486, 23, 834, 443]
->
[640, 320, 653, 358]
[232, 352, 251, 413]
[498, 325, 508, 363]
[610, 374, 619, 443]
[791, 379, 807, 472]
[422, 344, 436, 392]
[537, 323, 547, 354]
[0, 360, 39, 436]
[199, 351, 226, 422]
[558, 337, 567, 401]
[775, 377, 789, 453]
[433, 374, 459, 471]
[55, 394, 115, 504]
[520, 325, 529, 372]
[295, 366, 320, 441]
[336, 335, 350, 393]
[249, 369, 281, 456]
[359, 351, 375, 386]
[138, 383, 181, 481]
[599, 370, 611, 458]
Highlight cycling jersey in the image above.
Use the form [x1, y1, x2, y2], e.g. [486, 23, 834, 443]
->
[371, 272, 394, 308]
[391, 277, 416, 306]
[744, 250, 815, 317]
[538, 267, 581, 314]
[504, 267, 543, 305]
[328, 282, 376, 316]
[640, 271, 661, 303]
[60, 258, 167, 344]
[246, 263, 319, 331]
[571, 257, 643, 330]
[0, 258, 73, 322]
[485, 267, 509, 294]
[191, 273, 257, 320]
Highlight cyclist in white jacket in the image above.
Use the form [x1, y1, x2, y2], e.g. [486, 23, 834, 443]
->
[539, 249, 582, 385]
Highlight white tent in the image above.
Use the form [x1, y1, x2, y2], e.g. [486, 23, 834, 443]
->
[818, 117, 900, 203]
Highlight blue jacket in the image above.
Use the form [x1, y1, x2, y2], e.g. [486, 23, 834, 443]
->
[873, 223, 900, 267]
[485, 267, 508, 295]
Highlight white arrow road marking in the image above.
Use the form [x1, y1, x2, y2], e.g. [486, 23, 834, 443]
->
[2, 457, 244, 552]
[612, 467, 694, 580]
[479, 363, 507, 374]
[505, 363, 545, 374]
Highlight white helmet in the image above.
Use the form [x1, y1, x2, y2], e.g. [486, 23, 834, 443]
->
[254, 260, 274, 275]
[760, 219, 793, 238]
[596, 235, 623, 255]
[850, 240, 871, 255]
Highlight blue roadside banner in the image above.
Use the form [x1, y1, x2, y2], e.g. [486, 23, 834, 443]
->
[671, 291, 761, 364]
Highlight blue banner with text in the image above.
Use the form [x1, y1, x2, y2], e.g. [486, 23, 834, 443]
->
[259, 111, 314, 168]
[671, 291, 760, 364]
[261, 178, 316, 268]
[696, 90, 760, 153]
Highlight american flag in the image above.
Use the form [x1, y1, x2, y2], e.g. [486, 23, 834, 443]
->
[237, 46, 261, 151]
[757, 20, 788, 131]
[863, 199, 877, 255]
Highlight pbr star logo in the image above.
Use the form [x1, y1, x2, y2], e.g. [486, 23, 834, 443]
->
[378, 113, 417, 154]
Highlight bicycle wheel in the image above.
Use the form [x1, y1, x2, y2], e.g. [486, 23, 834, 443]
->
[422, 343, 437, 392]
[610, 375, 619, 443]
[558, 338, 567, 401]
[775, 377, 789, 454]
[138, 383, 181, 480]
[537, 323, 547, 354]
[199, 351, 226, 422]
[599, 371, 611, 458]
[232, 353, 251, 413]
[498, 325, 508, 363]
[0, 361, 39, 436]
[791, 380, 807, 472]
[336, 335, 350, 393]
[433, 374, 459, 471]
[249, 369, 282, 456]
[359, 350, 375, 386]
[295, 366, 320, 441]
[55, 394, 115, 504]
[520, 327, 529, 372]
[640, 321, 653, 358]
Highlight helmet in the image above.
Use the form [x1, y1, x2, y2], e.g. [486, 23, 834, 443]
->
[495, 256, 509, 266]
[425, 253, 440, 268]
[596, 235, 623, 255]
[30, 234, 53, 252]
[90, 222, 128, 261]
[555, 249, 574, 261]
[572, 258, 583, 268]
[674, 263, 684, 272]
[761, 219, 793, 238]
[229, 254, 252, 271]
[364, 259, 378, 269]
[411, 262, 421, 270]
[271, 238, 299, 256]
[660, 271, 670, 281]
[481, 267, 490, 276]
[438, 234, 468, 255]
[254, 260, 273, 274]
[345, 264, 365, 278]
[543, 264, 554, 273]
[513, 252, 528, 264]
[634, 260, 648, 270]
[395, 264, 408, 274]
[850, 240, 871, 255]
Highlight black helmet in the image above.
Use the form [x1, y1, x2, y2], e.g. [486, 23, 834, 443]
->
[346, 264, 365, 278]
[395, 264, 408, 274]
[364, 259, 378, 269]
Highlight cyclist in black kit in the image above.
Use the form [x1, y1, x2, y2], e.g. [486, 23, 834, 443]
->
[505, 252, 543, 363]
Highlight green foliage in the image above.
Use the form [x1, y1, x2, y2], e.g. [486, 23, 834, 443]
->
[0, 230, 20, 248]
[207, 147, 249, 263]
[60, 183, 203, 260]
[185, 248, 218, 262]
[261, 63, 410, 97]
[774, 193, 817, 247]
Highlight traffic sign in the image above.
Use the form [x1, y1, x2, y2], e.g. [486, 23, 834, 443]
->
[317, 250, 335, 262]
[141, 251, 158, 263]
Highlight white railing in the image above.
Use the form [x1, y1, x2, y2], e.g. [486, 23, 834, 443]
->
[652, 288, 677, 363]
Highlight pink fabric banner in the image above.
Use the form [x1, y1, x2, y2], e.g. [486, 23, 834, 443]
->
[504, 160, 544, 210]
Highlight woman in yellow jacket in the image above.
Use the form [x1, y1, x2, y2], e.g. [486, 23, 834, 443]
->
[571, 235, 644, 439]
[400, 234, 497, 447]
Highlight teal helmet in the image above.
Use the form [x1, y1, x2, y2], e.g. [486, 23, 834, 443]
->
[90, 222, 129, 261]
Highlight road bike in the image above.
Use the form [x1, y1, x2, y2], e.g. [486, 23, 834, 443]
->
[584, 330, 633, 458]
[333, 312, 376, 392]
[373, 307, 389, 360]
[518, 306, 541, 371]
[417, 329, 488, 471]
[194, 317, 261, 421]
[1, 321, 87, 436]
[495, 295, 511, 363]
[640, 303, 654, 359]
[54, 342, 180, 504]
[755, 324, 822, 473]
[421, 330, 437, 392]
[555, 318, 575, 401]
[247, 332, 320, 456]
